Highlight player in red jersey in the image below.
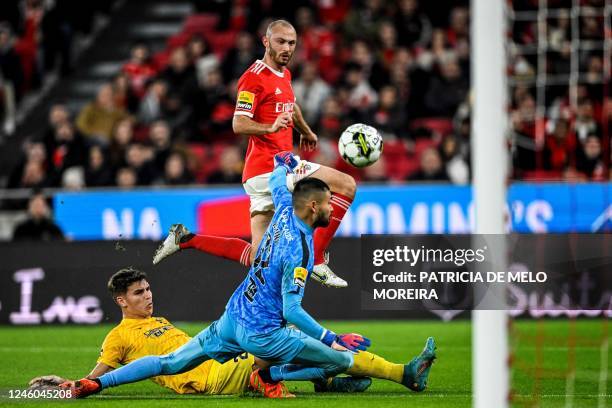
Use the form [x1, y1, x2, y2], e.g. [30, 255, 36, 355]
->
[154, 20, 354, 288]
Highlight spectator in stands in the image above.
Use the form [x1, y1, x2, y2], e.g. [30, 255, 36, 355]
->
[317, 95, 346, 140]
[368, 85, 405, 138]
[43, 103, 70, 141]
[139, 79, 168, 124]
[207, 146, 243, 184]
[12, 193, 64, 241]
[156, 151, 193, 185]
[343, 0, 386, 42]
[577, 134, 605, 179]
[45, 121, 87, 187]
[76, 83, 129, 143]
[293, 61, 331, 125]
[122, 42, 157, 99]
[376, 21, 398, 69]
[161, 47, 197, 117]
[85, 145, 113, 187]
[115, 167, 137, 189]
[363, 156, 387, 182]
[124, 143, 156, 185]
[221, 32, 256, 82]
[188, 35, 219, 85]
[394, 0, 432, 49]
[439, 134, 469, 184]
[0, 23, 24, 101]
[149, 120, 172, 172]
[447, 7, 469, 47]
[7, 141, 48, 189]
[574, 98, 599, 143]
[113, 72, 138, 114]
[424, 54, 468, 117]
[409, 147, 450, 182]
[108, 117, 134, 168]
[544, 118, 575, 172]
[347, 40, 387, 93]
[343, 62, 378, 117]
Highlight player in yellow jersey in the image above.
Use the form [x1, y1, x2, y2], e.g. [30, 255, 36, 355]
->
[30, 268, 435, 396]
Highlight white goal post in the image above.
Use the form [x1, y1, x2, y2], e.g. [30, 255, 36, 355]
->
[471, 1, 509, 408]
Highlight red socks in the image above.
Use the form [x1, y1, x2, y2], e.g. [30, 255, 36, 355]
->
[179, 193, 353, 267]
[313, 193, 353, 265]
[180, 235, 252, 266]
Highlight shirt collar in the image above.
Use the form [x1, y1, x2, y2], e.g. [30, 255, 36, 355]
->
[256, 59, 285, 77]
[292, 210, 313, 234]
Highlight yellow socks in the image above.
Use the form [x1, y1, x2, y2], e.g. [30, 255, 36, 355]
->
[347, 351, 404, 384]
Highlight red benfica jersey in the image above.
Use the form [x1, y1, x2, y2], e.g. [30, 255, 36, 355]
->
[234, 60, 295, 182]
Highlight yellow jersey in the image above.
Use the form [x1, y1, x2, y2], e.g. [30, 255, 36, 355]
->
[97, 316, 252, 395]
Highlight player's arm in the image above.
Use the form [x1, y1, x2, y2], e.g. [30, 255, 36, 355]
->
[86, 362, 114, 379]
[292, 103, 317, 150]
[233, 113, 292, 136]
[281, 256, 370, 352]
[269, 161, 292, 209]
[232, 73, 291, 136]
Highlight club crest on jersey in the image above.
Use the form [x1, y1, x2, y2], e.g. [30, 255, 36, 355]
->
[237, 91, 255, 111]
[293, 267, 308, 288]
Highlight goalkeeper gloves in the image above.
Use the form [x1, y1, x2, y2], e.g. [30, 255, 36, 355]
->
[321, 329, 371, 352]
[274, 151, 299, 173]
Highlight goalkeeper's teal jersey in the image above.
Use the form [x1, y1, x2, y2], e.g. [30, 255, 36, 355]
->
[225, 167, 314, 334]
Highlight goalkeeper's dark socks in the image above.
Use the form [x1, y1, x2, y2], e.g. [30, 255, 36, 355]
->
[179, 234, 252, 266]
[313, 192, 353, 264]
[258, 368, 278, 384]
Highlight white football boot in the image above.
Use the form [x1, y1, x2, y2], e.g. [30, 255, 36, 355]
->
[311, 252, 348, 288]
[153, 224, 191, 265]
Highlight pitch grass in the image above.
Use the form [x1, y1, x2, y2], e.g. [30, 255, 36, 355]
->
[0, 319, 608, 407]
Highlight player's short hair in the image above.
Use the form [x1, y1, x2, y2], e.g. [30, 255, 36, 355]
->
[292, 177, 330, 208]
[108, 267, 148, 299]
[265, 20, 296, 38]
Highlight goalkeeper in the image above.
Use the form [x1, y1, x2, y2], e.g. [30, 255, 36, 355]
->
[33, 268, 435, 396]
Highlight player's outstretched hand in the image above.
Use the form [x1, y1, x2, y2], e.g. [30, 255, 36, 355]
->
[337, 333, 371, 352]
[270, 112, 292, 133]
[28, 375, 68, 390]
[274, 151, 299, 172]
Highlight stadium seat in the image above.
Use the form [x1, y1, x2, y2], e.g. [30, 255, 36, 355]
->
[183, 14, 220, 36]
[166, 32, 191, 51]
[411, 118, 454, 137]
[207, 31, 238, 58]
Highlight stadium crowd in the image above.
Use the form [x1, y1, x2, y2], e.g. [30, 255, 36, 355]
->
[3, 0, 610, 192]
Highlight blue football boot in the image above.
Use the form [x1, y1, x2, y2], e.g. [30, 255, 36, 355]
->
[402, 337, 436, 392]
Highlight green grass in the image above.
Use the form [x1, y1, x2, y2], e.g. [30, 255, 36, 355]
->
[0, 320, 608, 407]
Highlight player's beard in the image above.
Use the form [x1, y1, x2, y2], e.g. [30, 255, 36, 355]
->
[270, 47, 292, 66]
[312, 210, 331, 229]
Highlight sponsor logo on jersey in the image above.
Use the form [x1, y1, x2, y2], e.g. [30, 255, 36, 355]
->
[275, 102, 294, 113]
[293, 267, 308, 288]
[144, 324, 173, 338]
[237, 91, 255, 111]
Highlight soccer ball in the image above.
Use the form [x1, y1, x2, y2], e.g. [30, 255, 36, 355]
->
[338, 123, 383, 168]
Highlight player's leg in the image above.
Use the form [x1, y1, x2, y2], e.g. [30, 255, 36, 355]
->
[62, 331, 215, 398]
[265, 335, 354, 382]
[153, 223, 252, 266]
[347, 337, 437, 392]
[288, 162, 356, 287]
[96, 329, 213, 389]
[203, 353, 256, 395]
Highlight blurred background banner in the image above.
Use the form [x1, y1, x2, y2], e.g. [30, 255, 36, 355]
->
[0, 239, 434, 325]
[54, 182, 612, 240]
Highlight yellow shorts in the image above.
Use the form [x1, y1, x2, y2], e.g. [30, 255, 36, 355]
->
[203, 353, 255, 395]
